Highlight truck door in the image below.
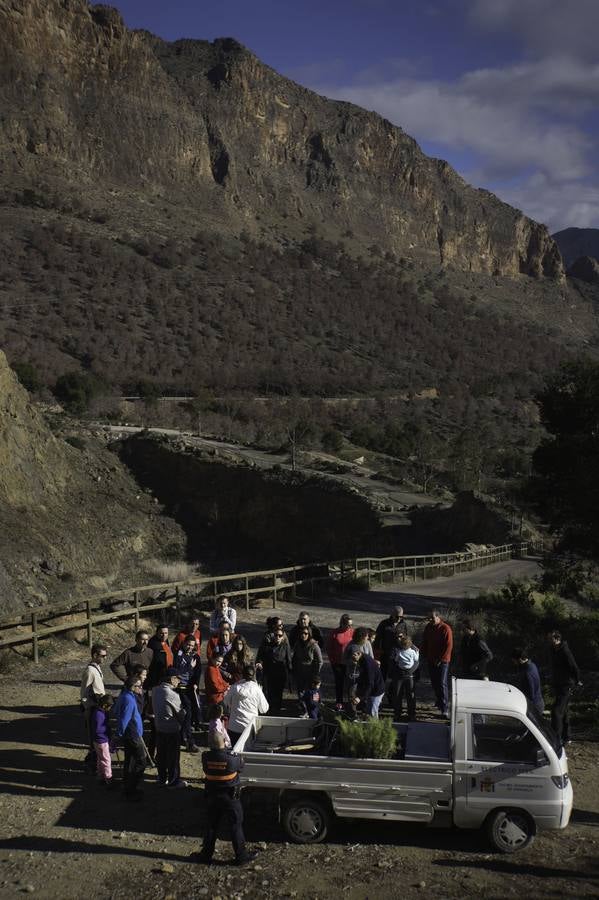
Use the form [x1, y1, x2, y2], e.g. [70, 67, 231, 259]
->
[453, 713, 552, 828]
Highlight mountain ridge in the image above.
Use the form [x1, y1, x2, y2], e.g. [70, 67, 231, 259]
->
[0, 0, 563, 279]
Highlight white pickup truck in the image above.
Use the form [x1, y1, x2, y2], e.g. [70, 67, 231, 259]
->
[234, 678, 572, 853]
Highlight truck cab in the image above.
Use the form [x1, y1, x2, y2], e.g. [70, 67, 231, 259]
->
[451, 679, 572, 850]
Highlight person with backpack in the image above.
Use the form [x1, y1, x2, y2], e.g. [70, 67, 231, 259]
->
[174, 636, 202, 753]
[80, 642, 107, 771]
[153, 667, 188, 788]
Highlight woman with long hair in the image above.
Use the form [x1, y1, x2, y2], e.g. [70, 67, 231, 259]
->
[291, 626, 323, 695]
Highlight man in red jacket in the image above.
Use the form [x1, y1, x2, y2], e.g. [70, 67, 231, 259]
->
[421, 609, 453, 716]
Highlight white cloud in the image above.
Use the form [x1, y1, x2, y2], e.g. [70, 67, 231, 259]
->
[498, 174, 599, 233]
[468, 0, 599, 61]
[317, 63, 593, 180]
[312, 53, 599, 229]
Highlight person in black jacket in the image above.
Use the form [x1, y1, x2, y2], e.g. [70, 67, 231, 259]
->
[548, 631, 582, 745]
[256, 627, 292, 713]
[373, 607, 409, 679]
[344, 646, 386, 718]
[193, 732, 257, 866]
[289, 612, 323, 649]
[460, 621, 493, 679]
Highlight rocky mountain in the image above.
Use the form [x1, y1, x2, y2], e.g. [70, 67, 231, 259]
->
[567, 256, 599, 285]
[553, 228, 599, 268]
[0, 351, 184, 613]
[0, 0, 562, 279]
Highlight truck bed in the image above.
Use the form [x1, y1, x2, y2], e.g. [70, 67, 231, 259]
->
[236, 717, 453, 823]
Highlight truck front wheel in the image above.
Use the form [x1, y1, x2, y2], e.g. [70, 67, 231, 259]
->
[282, 797, 331, 844]
[485, 808, 536, 853]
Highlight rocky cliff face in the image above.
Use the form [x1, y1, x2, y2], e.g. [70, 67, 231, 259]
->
[0, 0, 563, 279]
[0, 351, 184, 613]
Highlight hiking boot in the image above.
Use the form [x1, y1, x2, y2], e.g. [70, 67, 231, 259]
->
[186, 743, 200, 753]
[167, 780, 189, 789]
[189, 851, 212, 865]
[235, 850, 258, 866]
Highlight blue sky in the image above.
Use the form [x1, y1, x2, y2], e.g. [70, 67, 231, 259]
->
[114, 0, 599, 233]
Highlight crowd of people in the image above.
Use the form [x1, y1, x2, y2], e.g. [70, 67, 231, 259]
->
[79, 595, 583, 862]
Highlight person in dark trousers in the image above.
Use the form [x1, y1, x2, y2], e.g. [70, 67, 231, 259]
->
[110, 630, 154, 682]
[548, 631, 582, 745]
[344, 645, 386, 718]
[511, 648, 544, 714]
[300, 677, 322, 719]
[326, 614, 354, 709]
[147, 625, 173, 689]
[193, 731, 257, 866]
[174, 636, 202, 752]
[421, 610, 453, 716]
[115, 674, 147, 800]
[373, 606, 409, 679]
[388, 633, 420, 720]
[460, 621, 493, 679]
[256, 626, 292, 714]
[289, 612, 324, 649]
[153, 667, 188, 788]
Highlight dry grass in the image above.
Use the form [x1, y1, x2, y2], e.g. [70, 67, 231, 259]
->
[141, 558, 198, 583]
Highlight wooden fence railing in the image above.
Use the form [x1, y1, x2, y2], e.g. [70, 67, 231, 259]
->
[0, 541, 539, 661]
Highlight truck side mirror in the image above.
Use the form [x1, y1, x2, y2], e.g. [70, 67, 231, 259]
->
[535, 748, 549, 767]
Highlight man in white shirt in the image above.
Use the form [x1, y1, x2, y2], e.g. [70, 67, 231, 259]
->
[209, 595, 237, 634]
[80, 643, 107, 765]
[223, 664, 269, 746]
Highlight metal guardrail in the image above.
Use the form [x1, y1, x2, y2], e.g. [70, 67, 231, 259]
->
[0, 541, 538, 661]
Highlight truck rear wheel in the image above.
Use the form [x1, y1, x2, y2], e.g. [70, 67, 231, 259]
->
[282, 797, 331, 844]
[485, 808, 535, 853]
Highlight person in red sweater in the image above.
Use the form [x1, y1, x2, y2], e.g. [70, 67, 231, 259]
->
[326, 614, 354, 709]
[204, 654, 232, 706]
[420, 609, 453, 716]
[171, 617, 202, 655]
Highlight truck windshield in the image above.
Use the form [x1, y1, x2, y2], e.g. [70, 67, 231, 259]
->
[527, 701, 561, 756]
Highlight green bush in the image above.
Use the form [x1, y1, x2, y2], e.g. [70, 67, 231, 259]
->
[336, 716, 397, 759]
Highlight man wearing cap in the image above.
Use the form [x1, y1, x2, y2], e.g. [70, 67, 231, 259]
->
[152, 667, 188, 788]
[193, 731, 257, 866]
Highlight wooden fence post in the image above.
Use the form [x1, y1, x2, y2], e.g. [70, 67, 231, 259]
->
[367, 559, 371, 589]
[31, 612, 39, 664]
[134, 592, 140, 630]
[86, 600, 93, 650]
[292, 567, 297, 598]
[175, 586, 181, 627]
[272, 573, 278, 609]
[245, 576, 250, 611]
[340, 561, 345, 590]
